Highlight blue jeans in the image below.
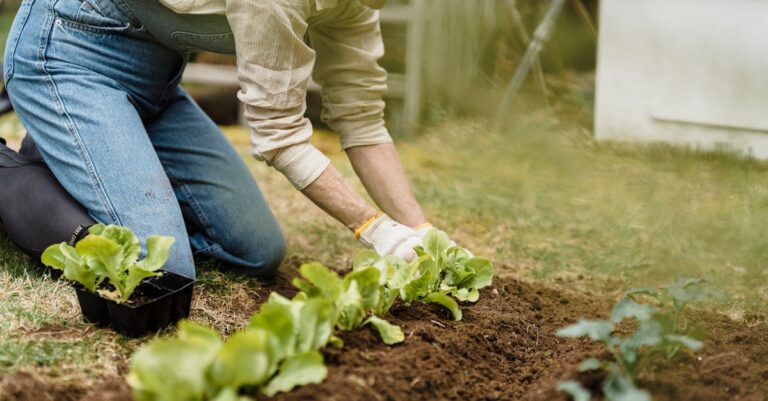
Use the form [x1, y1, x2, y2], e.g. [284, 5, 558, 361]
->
[3, 0, 286, 279]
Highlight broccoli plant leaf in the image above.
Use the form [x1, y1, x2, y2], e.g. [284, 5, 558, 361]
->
[610, 299, 657, 323]
[557, 380, 592, 401]
[365, 315, 405, 345]
[557, 320, 615, 342]
[578, 358, 603, 372]
[664, 334, 703, 350]
[624, 287, 660, 298]
[261, 351, 327, 397]
[602, 374, 650, 401]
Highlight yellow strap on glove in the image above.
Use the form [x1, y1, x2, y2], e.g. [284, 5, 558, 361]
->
[357, 214, 423, 262]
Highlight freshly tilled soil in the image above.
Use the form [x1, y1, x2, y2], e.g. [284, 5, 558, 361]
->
[1, 266, 766, 401]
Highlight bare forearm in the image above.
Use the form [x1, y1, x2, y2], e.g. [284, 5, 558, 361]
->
[346, 143, 427, 228]
[301, 165, 379, 231]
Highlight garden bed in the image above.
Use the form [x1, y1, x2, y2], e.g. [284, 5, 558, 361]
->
[1, 262, 766, 401]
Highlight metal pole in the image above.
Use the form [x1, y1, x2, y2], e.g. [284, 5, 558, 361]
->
[496, 0, 567, 119]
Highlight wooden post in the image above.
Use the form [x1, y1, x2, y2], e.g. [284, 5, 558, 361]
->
[403, 0, 425, 135]
[381, 0, 425, 136]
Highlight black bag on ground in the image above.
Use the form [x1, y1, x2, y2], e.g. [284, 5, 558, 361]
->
[0, 138, 95, 260]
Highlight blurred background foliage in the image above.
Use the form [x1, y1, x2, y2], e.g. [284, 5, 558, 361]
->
[417, 0, 597, 119]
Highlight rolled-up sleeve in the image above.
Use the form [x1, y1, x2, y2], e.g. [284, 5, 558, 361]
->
[225, 0, 330, 190]
[309, 4, 393, 150]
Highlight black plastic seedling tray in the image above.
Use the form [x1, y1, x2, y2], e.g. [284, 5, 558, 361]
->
[74, 271, 194, 338]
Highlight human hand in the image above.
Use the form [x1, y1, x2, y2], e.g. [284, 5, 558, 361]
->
[357, 214, 422, 262]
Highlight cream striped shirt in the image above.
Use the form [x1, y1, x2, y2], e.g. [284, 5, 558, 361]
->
[160, 0, 392, 189]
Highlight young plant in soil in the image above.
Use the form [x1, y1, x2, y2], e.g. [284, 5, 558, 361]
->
[556, 278, 713, 401]
[41, 224, 174, 303]
[293, 229, 495, 342]
[129, 294, 334, 400]
[128, 229, 495, 399]
[406, 229, 494, 318]
[292, 260, 406, 345]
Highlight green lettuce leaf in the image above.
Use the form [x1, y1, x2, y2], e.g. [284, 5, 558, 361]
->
[208, 329, 277, 391]
[261, 351, 327, 397]
[41, 243, 97, 292]
[343, 267, 381, 311]
[365, 315, 405, 345]
[295, 262, 343, 300]
[127, 321, 221, 401]
[425, 292, 462, 321]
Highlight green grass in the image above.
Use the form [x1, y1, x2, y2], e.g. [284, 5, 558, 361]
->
[0, 104, 766, 381]
[397, 116, 768, 320]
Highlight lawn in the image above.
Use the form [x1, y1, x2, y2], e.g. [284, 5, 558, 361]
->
[0, 99, 766, 397]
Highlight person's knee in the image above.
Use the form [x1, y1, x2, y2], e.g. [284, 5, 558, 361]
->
[219, 226, 286, 278]
[258, 232, 286, 277]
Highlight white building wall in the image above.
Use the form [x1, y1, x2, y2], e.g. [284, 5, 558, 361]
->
[595, 0, 768, 159]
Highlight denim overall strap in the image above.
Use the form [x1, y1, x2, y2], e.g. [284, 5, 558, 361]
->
[118, 0, 235, 54]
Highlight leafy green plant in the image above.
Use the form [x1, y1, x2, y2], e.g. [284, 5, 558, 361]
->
[292, 261, 405, 345]
[292, 229, 495, 342]
[401, 229, 494, 319]
[128, 293, 334, 401]
[556, 278, 713, 401]
[128, 228, 496, 399]
[41, 224, 174, 303]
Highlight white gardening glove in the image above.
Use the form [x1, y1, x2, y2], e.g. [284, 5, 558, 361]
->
[357, 214, 422, 262]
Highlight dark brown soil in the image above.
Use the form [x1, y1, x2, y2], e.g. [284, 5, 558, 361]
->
[2, 266, 766, 401]
[0, 372, 130, 401]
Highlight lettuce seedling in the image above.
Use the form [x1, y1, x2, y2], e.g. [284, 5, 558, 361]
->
[246, 293, 333, 396]
[207, 293, 332, 398]
[129, 293, 333, 401]
[394, 229, 494, 320]
[41, 224, 174, 303]
[128, 321, 223, 401]
[292, 262, 405, 345]
[556, 278, 712, 401]
[347, 230, 494, 322]
[421, 229, 494, 302]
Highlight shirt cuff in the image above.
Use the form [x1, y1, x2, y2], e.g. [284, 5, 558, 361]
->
[268, 143, 332, 190]
[336, 120, 394, 150]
